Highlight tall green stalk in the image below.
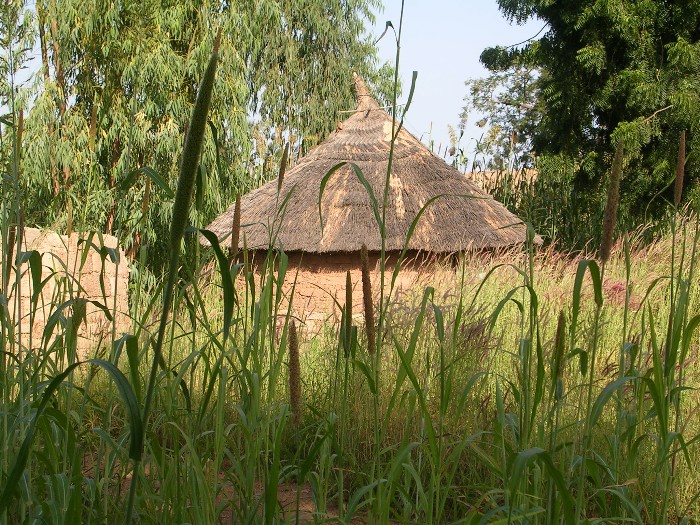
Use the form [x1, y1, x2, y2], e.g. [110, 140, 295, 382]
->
[125, 32, 219, 524]
[573, 139, 624, 521]
[370, 3, 405, 518]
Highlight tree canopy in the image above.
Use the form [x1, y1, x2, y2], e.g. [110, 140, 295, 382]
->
[460, 64, 541, 171]
[6, 0, 390, 265]
[473, 0, 700, 246]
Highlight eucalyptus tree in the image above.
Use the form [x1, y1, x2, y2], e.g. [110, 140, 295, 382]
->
[240, 0, 384, 149]
[0, 0, 34, 175]
[461, 64, 541, 172]
[23, 0, 387, 264]
[23, 0, 243, 260]
[0, 0, 34, 294]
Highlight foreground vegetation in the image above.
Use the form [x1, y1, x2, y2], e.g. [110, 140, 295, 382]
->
[2, 4, 700, 523]
[1, 209, 699, 523]
[459, 0, 700, 251]
[2, 53, 700, 518]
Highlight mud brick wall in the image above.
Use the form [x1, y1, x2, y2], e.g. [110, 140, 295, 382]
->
[3, 228, 130, 357]
[246, 251, 443, 333]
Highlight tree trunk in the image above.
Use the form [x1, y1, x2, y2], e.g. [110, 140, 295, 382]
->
[49, 1, 72, 223]
[37, 1, 49, 82]
[105, 137, 121, 234]
[49, 8, 66, 118]
[37, 0, 60, 196]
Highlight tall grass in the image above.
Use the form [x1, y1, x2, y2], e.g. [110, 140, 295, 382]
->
[1, 19, 700, 525]
[2, 167, 700, 524]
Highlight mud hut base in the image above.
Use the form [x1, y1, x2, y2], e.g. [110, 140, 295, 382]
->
[244, 250, 446, 333]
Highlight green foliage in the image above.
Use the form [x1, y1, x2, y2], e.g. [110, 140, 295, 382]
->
[241, 0, 384, 148]
[4, 210, 700, 522]
[461, 64, 541, 170]
[3, 16, 700, 517]
[23, 0, 247, 263]
[475, 0, 700, 249]
[17, 0, 388, 269]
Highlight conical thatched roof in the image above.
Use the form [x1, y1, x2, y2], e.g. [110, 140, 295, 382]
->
[204, 76, 536, 253]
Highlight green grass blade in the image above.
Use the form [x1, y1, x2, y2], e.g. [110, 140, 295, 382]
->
[119, 166, 175, 199]
[590, 376, 637, 430]
[0, 358, 143, 513]
[199, 228, 235, 342]
[508, 448, 575, 524]
[17, 250, 42, 306]
[114, 334, 141, 401]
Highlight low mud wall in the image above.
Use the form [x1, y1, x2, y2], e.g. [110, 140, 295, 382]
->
[2, 228, 130, 357]
[245, 250, 447, 333]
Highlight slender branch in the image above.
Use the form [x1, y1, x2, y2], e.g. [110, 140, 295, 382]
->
[505, 23, 548, 48]
[642, 104, 673, 123]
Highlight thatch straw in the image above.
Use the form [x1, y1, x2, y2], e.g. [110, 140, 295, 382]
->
[203, 77, 537, 253]
[674, 130, 686, 207]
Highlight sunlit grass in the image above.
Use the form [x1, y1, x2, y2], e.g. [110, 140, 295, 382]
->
[1, 19, 700, 525]
[3, 179, 700, 524]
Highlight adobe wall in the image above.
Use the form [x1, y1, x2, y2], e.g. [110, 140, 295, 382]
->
[2, 228, 130, 357]
[249, 251, 446, 330]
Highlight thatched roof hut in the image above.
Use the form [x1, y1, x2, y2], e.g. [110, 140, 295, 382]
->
[203, 76, 535, 319]
[205, 76, 531, 253]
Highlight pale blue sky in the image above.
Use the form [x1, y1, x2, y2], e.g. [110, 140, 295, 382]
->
[372, 1, 544, 158]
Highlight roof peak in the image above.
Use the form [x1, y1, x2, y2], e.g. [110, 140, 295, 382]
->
[202, 74, 539, 253]
[352, 73, 380, 112]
